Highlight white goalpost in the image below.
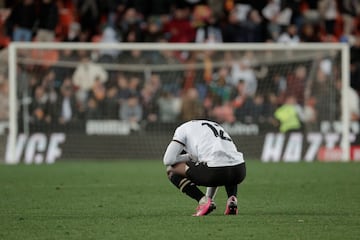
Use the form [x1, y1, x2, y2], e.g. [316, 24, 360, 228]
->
[6, 42, 351, 163]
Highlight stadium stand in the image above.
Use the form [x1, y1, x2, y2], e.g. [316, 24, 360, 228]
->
[0, 0, 360, 132]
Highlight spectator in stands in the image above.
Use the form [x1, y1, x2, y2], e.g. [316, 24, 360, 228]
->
[339, 0, 360, 37]
[85, 97, 102, 120]
[125, 27, 141, 44]
[157, 90, 181, 123]
[302, 96, 317, 131]
[209, 66, 233, 105]
[211, 101, 235, 123]
[76, 0, 101, 38]
[144, 16, 164, 42]
[277, 24, 300, 44]
[29, 85, 52, 128]
[64, 22, 81, 42]
[99, 25, 121, 62]
[263, 93, 278, 125]
[286, 65, 307, 105]
[228, 1, 251, 23]
[350, 37, 360, 91]
[262, 0, 292, 41]
[180, 88, 204, 121]
[335, 79, 360, 121]
[194, 7, 223, 43]
[230, 58, 257, 97]
[311, 66, 336, 122]
[35, 0, 59, 42]
[149, 49, 182, 94]
[249, 93, 266, 123]
[53, 49, 78, 90]
[41, 70, 58, 105]
[127, 76, 141, 97]
[285, 0, 302, 28]
[269, 73, 287, 104]
[53, 78, 78, 126]
[120, 93, 143, 131]
[72, 52, 108, 106]
[274, 95, 303, 133]
[0, 75, 8, 121]
[181, 55, 201, 91]
[141, 74, 161, 123]
[243, 9, 264, 42]
[118, 8, 144, 43]
[231, 80, 254, 123]
[231, 80, 247, 109]
[116, 74, 131, 103]
[88, 77, 106, 114]
[238, 53, 266, 93]
[103, 85, 119, 119]
[300, 23, 321, 42]
[163, 6, 195, 43]
[302, 0, 321, 24]
[77, 30, 93, 42]
[25, 73, 39, 99]
[7, 0, 36, 41]
[203, 90, 216, 119]
[109, 0, 128, 13]
[221, 9, 246, 42]
[107, 0, 127, 27]
[143, 2, 171, 41]
[207, 0, 224, 20]
[318, 0, 337, 36]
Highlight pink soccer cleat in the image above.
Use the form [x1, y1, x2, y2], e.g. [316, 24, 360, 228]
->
[224, 196, 238, 215]
[192, 196, 213, 216]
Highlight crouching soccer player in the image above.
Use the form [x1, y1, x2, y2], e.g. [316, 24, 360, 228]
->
[163, 120, 246, 216]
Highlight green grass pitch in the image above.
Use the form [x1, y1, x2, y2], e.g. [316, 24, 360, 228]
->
[0, 160, 359, 240]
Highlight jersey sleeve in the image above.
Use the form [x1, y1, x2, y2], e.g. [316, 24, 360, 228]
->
[163, 141, 192, 166]
[163, 124, 190, 166]
[172, 124, 187, 146]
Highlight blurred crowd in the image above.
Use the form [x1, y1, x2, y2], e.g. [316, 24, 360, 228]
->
[0, 0, 359, 132]
[0, 0, 360, 44]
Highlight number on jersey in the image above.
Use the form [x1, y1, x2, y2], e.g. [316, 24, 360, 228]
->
[201, 122, 232, 142]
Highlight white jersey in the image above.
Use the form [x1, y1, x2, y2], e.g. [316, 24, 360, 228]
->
[172, 120, 244, 167]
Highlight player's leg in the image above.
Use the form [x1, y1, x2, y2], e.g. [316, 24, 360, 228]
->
[225, 185, 237, 198]
[206, 186, 218, 199]
[224, 163, 246, 215]
[206, 187, 218, 211]
[166, 165, 204, 202]
[224, 185, 238, 215]
[166, 163, 213, 216]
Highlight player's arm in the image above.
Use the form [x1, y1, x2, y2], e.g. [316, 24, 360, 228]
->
[163, 140, 192, 166]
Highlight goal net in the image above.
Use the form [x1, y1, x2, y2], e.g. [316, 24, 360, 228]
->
[4, 42, 354, 164]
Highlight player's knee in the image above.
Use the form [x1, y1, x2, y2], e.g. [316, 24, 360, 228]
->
[238, 163, 246, 183]
[168, 162, 187, 176]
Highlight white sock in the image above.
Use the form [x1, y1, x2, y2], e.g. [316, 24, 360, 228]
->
[199, 196, 208, 204]
[206, 187, 218, 200]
